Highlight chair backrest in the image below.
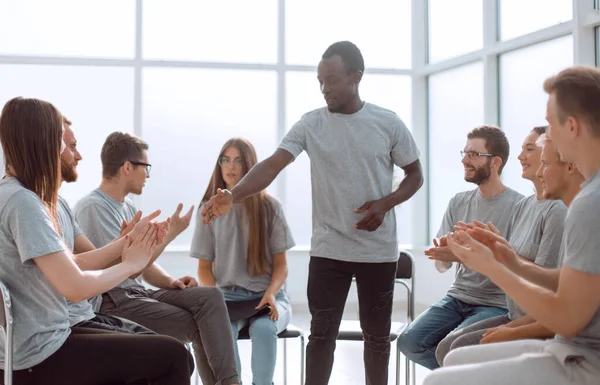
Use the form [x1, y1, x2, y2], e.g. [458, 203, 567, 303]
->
[395, 250, 414, 280]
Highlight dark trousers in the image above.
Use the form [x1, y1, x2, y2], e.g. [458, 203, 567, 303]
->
[1, 327, 192, 385]
[305, 256, 397, 385]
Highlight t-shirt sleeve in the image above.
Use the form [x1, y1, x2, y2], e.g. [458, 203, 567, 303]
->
[391, 116, 420, 168]
[269, 200, 296, 255]
[562, 196, 600, 274]
[189, 204, 215, 261]
[7, 192, 67, 264]
[278, 118, 307, 159]
[74, 201, 122, 248]
[534, 202, 566, 268]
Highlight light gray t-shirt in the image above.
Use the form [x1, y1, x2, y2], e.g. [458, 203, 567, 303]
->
[0, 177, 70, 370]
[191, 196, 295, 292]
[74, 188, 140, 310]
[437, 188, 524, 308]
[278, 103, 420, 263]
[506, 195, 566, 319]
[57, 195, 96, 326]
[555, 170, 600, 368]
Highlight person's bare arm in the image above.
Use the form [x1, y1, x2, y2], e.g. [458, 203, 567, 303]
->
[197, 259, 217, 287]
[231, 149, 294, 203]
[202, 149, 294, 223]
[34, 224, 158, 303]
[71, 235, 124, 271]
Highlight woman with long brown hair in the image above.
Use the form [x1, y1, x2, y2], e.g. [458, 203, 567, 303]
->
[0, 97, 192, 384]
[191, 138, 295, 385]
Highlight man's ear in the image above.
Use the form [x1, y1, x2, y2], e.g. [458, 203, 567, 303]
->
[353, 70, 363, 85]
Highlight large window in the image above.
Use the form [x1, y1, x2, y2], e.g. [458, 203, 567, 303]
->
[499, 0, 572, 41]
[0, 1, 414, 250]
[428, 0, 483, 63]
[0, 0, 135, 58]
[0, 64, 134, 205]
[428, 62, 484, 239]
[141, 68, 278, 248]
[285, 72, 412, 246]
[499, 35, 574, 196]
[286, 0, 411, 68]
[143, 0, 278, 63]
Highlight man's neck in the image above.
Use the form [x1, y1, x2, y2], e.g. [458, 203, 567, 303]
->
[561, 182, 583, 208]
[477, 177, 507, 199]
[99, 179, 128, 203]
[574, 140, 600, 180]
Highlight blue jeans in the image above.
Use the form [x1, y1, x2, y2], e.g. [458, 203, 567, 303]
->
[397, 295, 507, 370]
[221, 286, 291, 385]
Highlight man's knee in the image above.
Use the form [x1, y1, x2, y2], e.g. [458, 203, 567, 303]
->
[309, 307, 339, 341]
[397, 328, 421, 354]
[363, 331, 390, 356]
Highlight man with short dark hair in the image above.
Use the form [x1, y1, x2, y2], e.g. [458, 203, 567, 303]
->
[397, 125, 524, 370]
[201, 40, 424, 385]
[74, 131, 241, 385]
[424, 65, 600, 385]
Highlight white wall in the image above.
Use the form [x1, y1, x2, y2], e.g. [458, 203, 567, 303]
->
[156, 245, 455, 317]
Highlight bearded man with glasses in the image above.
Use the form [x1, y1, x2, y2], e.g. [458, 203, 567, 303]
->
[397, 125, 524, 370]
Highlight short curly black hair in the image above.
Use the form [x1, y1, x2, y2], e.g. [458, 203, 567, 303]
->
[322, 41, 365, 74]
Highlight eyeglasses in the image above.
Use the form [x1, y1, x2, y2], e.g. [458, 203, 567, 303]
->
[460, 150, 494, 159]
[129, 161, 152, 174]
[218, 157, 242, 167]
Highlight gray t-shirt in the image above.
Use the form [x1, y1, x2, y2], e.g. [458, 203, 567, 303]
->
[74, 188, 140, 310]
[437, 188, 524, 308]
[0, 177, 70, 370]
[278, 103, 420, 263]
[57, 195, 96, 326]
[555, 170, 600, 368]
[191, 196, 295, 292]
[506, 195, 566, 319]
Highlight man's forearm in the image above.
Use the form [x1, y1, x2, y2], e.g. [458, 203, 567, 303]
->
[504, 314, 536, 328]
[73, 238, 125, 271]
[512, 322, 555, 340]
[141, 263, 174, 289]
[381, 169, 423, 211]
[489, 265, 567, 335]
[232, 160, 280, 203]
[512, 259, 561, 291]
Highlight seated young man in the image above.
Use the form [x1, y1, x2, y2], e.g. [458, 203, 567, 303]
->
[74, 131, 240, 385]
[59, 117, 158, 335]
[424, 65, 600, 385]
[435, 133, 577, 365]
[397, 125, 524, 370]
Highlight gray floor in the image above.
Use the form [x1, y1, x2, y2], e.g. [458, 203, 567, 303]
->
[191, 306, 431, 385]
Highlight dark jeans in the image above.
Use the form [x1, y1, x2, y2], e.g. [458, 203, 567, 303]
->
[0, 327, 191, 385]
[306, 256, 397, 385]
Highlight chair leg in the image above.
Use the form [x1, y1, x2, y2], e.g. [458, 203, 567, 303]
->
[283, 338, 288, 385]
[396, 344, 401, 385]
[411, 360, 416, 385]
[300, 335, 305, 385]
[405, 356, 410, 385]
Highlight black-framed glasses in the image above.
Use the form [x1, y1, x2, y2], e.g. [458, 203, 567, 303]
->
[129, 161, 152, 174]
[460, 150, 494, 159]
[218, 157, 242, 167]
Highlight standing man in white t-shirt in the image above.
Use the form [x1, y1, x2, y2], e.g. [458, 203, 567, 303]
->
[201, 40, 423, 385]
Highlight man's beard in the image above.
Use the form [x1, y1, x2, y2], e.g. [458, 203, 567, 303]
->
[465, 161, 492, 185]
[61, 159, 78, 183]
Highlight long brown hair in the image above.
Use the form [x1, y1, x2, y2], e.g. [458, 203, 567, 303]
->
[0, 97, 63, 230]
[201, 138, 275, 276]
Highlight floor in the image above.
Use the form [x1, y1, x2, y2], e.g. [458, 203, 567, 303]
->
[191, 306, 431, 385]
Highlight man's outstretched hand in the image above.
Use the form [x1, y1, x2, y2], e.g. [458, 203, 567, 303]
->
[201, 188, 233, 224]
